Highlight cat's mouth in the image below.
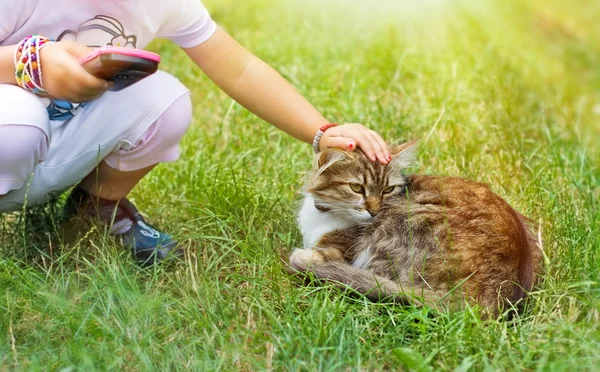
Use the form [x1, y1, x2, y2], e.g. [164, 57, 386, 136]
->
[352, 209, 374, 221]
[313, 199, 372, 222]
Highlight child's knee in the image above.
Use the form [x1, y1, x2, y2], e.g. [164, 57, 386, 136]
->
[0, 125, 49, 194]
[159, 92, 193, 144]
[137, 93, 193, 152]
[0, 84, 49, 128]
[103, 93, 192, 172]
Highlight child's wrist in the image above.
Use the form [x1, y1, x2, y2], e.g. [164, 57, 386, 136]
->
[312, 123, 338, 153]
[14, 34, 54, 95]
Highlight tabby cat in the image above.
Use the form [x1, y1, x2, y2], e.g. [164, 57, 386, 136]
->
[289, 142, 541, 316]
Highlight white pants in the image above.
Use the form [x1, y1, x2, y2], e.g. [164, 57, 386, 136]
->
[0, 71, 190, 212]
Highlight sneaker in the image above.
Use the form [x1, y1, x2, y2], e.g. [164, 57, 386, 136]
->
[64, 187, 182, 266]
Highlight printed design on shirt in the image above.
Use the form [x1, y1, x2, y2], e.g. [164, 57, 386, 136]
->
[57, 15, 137, 48]
[47, 16, 138, 121]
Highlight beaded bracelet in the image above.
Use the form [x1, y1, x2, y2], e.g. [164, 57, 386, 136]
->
[312, 123, 338, 153]
[14, 34, 53, 95]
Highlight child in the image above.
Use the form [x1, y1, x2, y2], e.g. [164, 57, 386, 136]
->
[0, 0, 391, 265]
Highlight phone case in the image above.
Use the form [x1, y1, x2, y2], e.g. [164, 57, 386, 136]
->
[80, 47, 161, 91]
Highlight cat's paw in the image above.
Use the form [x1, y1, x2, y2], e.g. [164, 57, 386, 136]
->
[289, 248, 324, 271]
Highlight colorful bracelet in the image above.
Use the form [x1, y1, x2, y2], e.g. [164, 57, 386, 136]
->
[312, 123, 338, 153]
[14, 34, 54, 95]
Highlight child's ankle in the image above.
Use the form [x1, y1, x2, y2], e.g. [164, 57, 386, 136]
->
[68, 187, 134, 234]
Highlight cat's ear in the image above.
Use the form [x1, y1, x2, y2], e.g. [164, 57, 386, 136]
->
[316, 148, 348, 175]
[389, 140, 418, 169]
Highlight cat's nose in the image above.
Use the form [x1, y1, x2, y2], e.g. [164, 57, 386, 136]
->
[365, 198, 381, 216]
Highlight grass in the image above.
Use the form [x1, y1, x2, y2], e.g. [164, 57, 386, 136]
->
[1, 0, 600, 370]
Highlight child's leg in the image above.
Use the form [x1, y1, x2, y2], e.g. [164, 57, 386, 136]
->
[0, 71, 190, 212]
[0, 84, 50, 198]
[65, 91, 193, 266]
[0, 71, 192, 265]
[0, 125, 49, 196]
[78, 93, 192, 201]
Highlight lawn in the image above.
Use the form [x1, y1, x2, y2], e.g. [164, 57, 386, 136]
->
[2, 0, 600, 370]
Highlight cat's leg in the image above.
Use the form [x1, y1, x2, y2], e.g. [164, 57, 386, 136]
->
[289, 229, 355, 271]
[290, 246, 447, 308]
[289, 231, 443, 307]
[289, 246, 343, 271]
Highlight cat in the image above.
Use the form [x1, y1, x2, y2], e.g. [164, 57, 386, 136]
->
[289, 141, 541, 316]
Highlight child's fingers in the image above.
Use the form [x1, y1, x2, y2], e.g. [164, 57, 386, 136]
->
[364, 130, 389, 164]
[320, 136, 356, 151]
[348, 129, 387, 164]
[74, 70, 110, 91]
[350, 131, 383, 163]
[61, 45, 111, 91]
[370, 130, 391, 159]
[321, 124, 390, 164]
[66, 66, 111, 102]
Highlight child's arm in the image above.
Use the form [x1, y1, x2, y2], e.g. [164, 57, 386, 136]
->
[184, 28, 391, 164]
[0, 42, 109, 102]
[0, 46, 17, 85]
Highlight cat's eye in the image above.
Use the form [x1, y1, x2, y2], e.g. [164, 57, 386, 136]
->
[383, 186, 396, 194]
[349, 183, 365, 194]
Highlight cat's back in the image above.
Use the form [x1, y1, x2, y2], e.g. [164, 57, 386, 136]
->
[396, 174, 540, 303]
[406, 175, 523, 230]
[407, 175, 500, 208]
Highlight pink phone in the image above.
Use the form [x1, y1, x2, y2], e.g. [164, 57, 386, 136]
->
[80, 47, 161, 91]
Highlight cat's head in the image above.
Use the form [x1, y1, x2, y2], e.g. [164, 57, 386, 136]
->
[306, 141, 417, 222]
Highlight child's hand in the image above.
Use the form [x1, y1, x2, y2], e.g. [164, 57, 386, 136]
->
[320, 123, 391, 164]
[40, 41, 111, 102]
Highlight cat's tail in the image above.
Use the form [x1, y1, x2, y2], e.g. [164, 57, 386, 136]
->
[508, 208, 543, 304]
[291, 258, 444, 308]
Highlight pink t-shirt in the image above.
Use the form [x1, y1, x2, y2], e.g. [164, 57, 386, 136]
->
[0, 0, 216, 50]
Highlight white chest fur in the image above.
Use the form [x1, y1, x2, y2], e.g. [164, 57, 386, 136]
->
[298, 195, 356, 249]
